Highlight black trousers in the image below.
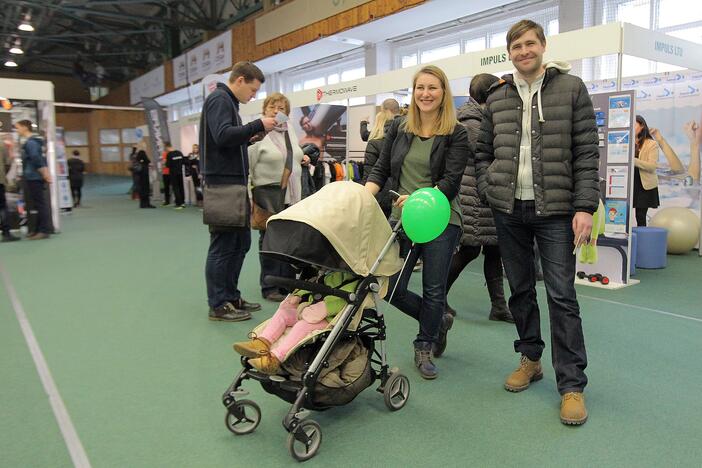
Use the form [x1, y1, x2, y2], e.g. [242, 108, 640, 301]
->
[0, 183, 10, 234]
[635, 208, 648, 227]
[171, 173, 185, 207]
[70, 180, 82, 206]
[162, 174, 171, 204]
[138, 172, 151, 208]
[25, 180, 52, 234]
[447, 244, 504, 291]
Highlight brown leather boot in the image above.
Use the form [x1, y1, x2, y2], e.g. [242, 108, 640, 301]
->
[560, 392, 588, 425]
[249, 353, 281, 375]
[233, 333, 271, 358]
[504, 355, 543, 392]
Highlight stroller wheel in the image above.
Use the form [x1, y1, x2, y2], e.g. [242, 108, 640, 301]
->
[224, 400, 261, 435]
[287, 420, 322, 462]
[384, 372, 410, 411]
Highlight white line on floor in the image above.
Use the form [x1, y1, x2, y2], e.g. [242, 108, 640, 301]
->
[0, 262, 92, 468]
[464, 271, 702, 324]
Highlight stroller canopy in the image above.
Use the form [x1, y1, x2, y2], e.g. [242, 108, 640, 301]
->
[264, 181, 403, 278]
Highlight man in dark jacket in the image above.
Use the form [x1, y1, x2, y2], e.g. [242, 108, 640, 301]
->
[16, 120, 52, 240]
[476, 20, 599, 426]
[200, 61, 276, 322]
[67, 150, 85, 207]
[164, 143, 186, 209]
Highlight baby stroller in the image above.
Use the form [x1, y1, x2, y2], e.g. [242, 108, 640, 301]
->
[221, 182, 408, 461]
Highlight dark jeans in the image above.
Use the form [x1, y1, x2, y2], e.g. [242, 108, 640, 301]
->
[162, 174, 171, 204]
[206, 228, 251, 309]
[493, 200, 587, 394]
[388, 223, 461, 345]
[258, 230, 295, 296]
[25, 180, 52, 234]
[447, 244, 503, 291]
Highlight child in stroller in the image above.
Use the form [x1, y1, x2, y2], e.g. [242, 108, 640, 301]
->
[233, 271, 359, 374]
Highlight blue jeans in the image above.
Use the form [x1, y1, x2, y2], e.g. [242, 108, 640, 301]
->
[493, 200, 588, 394]
[389, 224, 461, 345]
[206, 228, 251, 309]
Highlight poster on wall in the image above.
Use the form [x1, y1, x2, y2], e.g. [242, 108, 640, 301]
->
[289, 104, 347, 162]
[55, 127, 73, 209]
[173, 30, 232, 88]
[576, 90, 637, 288]
[346, 104, 376, 161]
[587, 70, 701, 227]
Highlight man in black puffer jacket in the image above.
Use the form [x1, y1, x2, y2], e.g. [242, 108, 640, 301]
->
[476, 20, 599, 426]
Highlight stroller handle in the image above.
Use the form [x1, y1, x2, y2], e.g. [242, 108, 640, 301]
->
[263, 275, 355, 302]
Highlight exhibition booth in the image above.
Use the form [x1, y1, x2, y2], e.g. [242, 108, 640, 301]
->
[156, 22, 702, 286]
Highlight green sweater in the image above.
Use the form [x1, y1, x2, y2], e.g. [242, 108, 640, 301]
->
[294, 271, 359, 319]
[391, 135, 461, 227]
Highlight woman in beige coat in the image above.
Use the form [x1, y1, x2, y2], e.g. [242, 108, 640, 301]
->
[633, 115, 660, 226]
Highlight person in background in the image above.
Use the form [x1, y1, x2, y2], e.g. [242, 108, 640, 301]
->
[632, 115, 660, 226]
[448, 73, 513, 324]
[476, 20, 599, 426]
[161, 147, 171, 206]
[0, 140, 19, 242]
[248, 92, 303, 302]
[15, 120, 52, 240]
[365, 65, 469, 380]
[136, 146, 155, 209]
[187, 143, 203, 207]
[359, 98, 401, 142]
[200, 61, 276, 322]
[361, 110, 396, 217]
[128, 146, 139, 199]
[165, 142, 186, 210]
[67, 150, 85, 207]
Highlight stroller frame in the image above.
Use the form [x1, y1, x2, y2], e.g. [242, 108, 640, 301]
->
[221, 221, 410, 462]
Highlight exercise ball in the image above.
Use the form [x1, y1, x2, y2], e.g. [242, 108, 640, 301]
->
[650, 207, 701, 254]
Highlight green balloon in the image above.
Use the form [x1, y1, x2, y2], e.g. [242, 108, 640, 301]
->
[401, 187, 450, 243]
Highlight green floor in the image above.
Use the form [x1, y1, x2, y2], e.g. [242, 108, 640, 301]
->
[1, 176, 701, 467]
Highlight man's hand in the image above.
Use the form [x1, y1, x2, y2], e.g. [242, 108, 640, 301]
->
[393, 194, 409, 209]
[301, 155, 310, 166]
[572, 212, 593, 247]
[261, 117, 277, 132]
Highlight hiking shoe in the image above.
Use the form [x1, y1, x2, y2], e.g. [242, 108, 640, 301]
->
[233, 333, 271, 358]
[504, 355, 543, 392]
[560, 392, 588, 425]
[414, 342, 437, 380]
[27, 233, 50, 241]
[433, 313, 454, 358]
[263, 291, 286, 302]
[445, 304, 457, 317]
[232, 298, 261, 312]
[209, 302, 251, 322]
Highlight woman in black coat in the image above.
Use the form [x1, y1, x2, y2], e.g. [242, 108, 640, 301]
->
[136, 150, 155, 208]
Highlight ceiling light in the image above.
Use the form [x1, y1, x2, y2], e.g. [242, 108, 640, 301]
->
[4, 59, 18, 67]
[9, 46, 23, 54]
[18, 21, 34, 32]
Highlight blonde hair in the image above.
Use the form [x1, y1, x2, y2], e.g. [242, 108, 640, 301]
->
[262, 92, 290, 115]
[402, 65, 457, 136]
[368, 110, 392, 140]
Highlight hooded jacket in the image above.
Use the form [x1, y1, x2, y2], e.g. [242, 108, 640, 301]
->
[21, 135, 47, 181]
[456, 98, 497, 246]
[476, 61, 600, 216]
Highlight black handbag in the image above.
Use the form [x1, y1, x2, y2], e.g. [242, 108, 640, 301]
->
[201, 107, 250, 228]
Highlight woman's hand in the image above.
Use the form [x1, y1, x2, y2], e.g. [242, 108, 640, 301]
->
[393, 194, 409, 209]
[650, 127, 661, 142]
[683, 121, 698, 143]
[301, 155, 310, 166]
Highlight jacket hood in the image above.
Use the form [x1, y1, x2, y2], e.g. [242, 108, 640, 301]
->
[456, 97, 483, 124]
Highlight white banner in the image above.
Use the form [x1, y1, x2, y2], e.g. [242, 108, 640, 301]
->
[130, 65, 165, 105]
[173, 30, 232, 88]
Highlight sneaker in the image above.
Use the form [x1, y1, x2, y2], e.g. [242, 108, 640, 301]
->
[560, 392, 588, 425]
[445, 304, 457, 318]
[433, 313, 454, 358]
[1, 233, 20, 242]
[161, 202, 170, 206]
[233, 333, 271, 358]
[208, 302, 251, 322]
[504, 355, 543, 392]
[174, 205, 184, 210]
[27, 232, 50, 241]
[263, 291, 286, 302]
[232, 298, 262, 312]
[413, 342, 437, 380]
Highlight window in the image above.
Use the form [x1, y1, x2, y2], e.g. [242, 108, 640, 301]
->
[303, 77, 325, 90]
[489, 31, 508, 48]
[65, 131, 88, 146]
[401, 53, 418, 68]
[657, 0, 702, 28]
[281, 56, 366, 94]
[464, 37, 486, 53]
[99, 129, 120, 145]
[667, 26, 702, 43]
[327, 73, 339, 84]
[100, 146, 121, 162]
[420, 43, 460, 63]
[341, 67, 365, 82]
[121, 128, 138, 144]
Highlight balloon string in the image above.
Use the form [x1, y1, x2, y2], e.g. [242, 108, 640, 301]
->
[388, 243, 415, 304]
